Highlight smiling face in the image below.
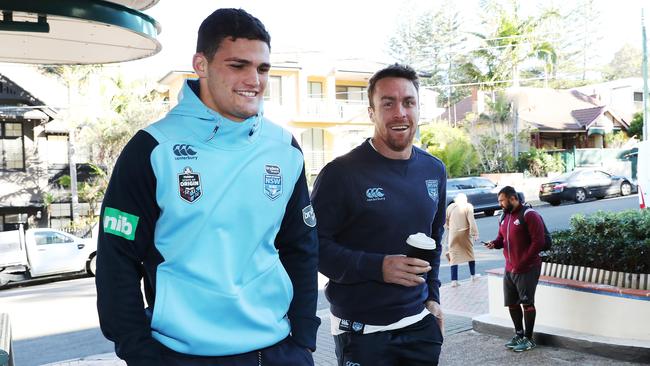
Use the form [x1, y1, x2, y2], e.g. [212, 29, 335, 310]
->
[368, 77, 419, 159]
[192, 38, 270, 122]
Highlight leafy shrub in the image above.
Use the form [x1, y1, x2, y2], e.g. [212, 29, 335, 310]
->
[542, 210, 650, 273]
[420, 124, 479, 177]
[517, 148, 564, 177]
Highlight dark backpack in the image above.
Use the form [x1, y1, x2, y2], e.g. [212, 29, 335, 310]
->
[499, 203, 552, 252]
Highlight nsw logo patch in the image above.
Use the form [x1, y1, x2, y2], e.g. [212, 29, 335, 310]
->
[302, 205, 316, 227]
[426, 180, 439, 200]
[264, 164, 282, 200]
[178, 166, 202, 203]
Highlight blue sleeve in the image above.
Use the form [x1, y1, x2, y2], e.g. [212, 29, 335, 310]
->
[426, 168, 446, 304]
[311, 162, 385, 285]
[274, 138, 321, 351]
[96, 131, 164, 365]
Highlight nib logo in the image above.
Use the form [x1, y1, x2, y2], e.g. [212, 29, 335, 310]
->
[103, 207, 139, 240]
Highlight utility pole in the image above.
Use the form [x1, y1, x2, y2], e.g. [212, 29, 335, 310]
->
[68, 127, 79, 223]
[643, 9, 649, 141]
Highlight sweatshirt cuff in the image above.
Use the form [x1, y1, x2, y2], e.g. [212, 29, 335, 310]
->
[290, 316, 322, 351]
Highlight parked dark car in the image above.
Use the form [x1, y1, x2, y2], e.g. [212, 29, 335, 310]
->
[446, 177, 525, 216]
[539, 169, 636, 206]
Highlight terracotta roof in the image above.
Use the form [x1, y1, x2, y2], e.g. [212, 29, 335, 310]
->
[424, 86, 629, 132]
[571, 106, 605, 128]
[512, 88, 601, 131]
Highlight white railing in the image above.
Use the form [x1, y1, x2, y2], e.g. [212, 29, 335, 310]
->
[303, 150, 329, 174]
[302, 99, 368, 121]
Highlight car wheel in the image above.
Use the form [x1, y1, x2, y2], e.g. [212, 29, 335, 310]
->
[574, 188, 587, 203]
[549, 200, 561, 206]
[620, 182, 632, 196]
[87, 255, 97, 277]
[484, 209, 495, 217]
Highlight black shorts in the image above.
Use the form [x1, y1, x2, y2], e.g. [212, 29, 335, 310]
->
[503, 264, 541, 306]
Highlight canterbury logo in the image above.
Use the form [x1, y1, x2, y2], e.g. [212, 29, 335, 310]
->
[365, 187, 385, 201]
[173, 144, 197, 157]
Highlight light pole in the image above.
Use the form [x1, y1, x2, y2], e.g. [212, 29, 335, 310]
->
[642, 9, 648, 141]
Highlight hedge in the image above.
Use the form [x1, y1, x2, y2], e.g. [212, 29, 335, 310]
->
[542, 209, 650, 273]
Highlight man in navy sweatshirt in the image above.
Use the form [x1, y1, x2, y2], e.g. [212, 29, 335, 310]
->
[485, 186, 545, 352]
[311, 63, 446, 366]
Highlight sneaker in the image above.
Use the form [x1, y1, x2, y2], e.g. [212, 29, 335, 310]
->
[471, 274, 482, 282]
[504, 334, 524, 349]
[513, 337, 536, 352]
[451, 280, 459, 287]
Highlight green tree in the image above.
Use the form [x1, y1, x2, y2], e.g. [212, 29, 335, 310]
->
[603, 44, 643, 81]
[387, 1, 468, 106]
[56, 164, 107, 221]
[542, 0, 604, 86]
[419, 124, 479, 177]
[627, 111, 644, 140]
[38, 65, 102, 222]
[473, 91, 529, 173]
[78, 76, 165, 171]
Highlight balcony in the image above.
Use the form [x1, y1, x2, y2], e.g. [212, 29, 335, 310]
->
[302, 98, 369, 122]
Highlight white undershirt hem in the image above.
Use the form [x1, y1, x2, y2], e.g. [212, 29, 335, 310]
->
[330, 308, 430, 335]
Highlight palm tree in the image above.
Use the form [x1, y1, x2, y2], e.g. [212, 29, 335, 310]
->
[460, 1, 559, 90]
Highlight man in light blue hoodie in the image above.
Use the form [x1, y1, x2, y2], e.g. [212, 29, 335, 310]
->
[96, 8, 320, 366]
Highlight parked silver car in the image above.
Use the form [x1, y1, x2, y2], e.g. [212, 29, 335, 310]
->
[446, 177, 525, 216]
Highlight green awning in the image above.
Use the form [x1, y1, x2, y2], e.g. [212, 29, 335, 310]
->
[587, 127, 607, 136]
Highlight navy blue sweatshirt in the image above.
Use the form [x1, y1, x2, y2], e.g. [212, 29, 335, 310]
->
[311, 140, 446, 325]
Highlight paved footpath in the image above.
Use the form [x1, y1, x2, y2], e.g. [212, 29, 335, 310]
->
[47, 275, 645, 365]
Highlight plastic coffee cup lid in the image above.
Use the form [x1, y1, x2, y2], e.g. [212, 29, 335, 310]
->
[406, 232, 436, 250]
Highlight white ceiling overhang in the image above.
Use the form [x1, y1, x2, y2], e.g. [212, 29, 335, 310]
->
[0, 0, 161, 64]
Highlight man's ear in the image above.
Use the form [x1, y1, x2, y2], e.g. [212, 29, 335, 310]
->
[367, 106, 375, 122]
[192, 53, 208, 78]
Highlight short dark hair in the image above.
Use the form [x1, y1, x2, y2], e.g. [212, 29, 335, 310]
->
[196, 8, 271, 62]
[367, 63, 419, 108]
[498, 186, 519, 200]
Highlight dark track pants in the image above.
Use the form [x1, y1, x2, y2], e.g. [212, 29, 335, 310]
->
[333, 314, 443, 366]
[159, 336, 314, 366]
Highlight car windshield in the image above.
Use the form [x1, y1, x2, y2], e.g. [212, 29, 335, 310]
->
[447, 179, 472, 190]
[550, 171, 575, 181]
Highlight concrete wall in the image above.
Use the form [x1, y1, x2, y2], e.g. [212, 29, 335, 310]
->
[487, 274, 650, 341]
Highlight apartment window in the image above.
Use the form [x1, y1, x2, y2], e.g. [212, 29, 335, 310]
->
[264, 76, 282, 104]
[301, 128, 325, 172]
[1, 122, 24, 170]
[308, 82, 323, 99]
[634, 92, 644, 102]
[50, 203, 72, 218]
[336, 86, 366, 102]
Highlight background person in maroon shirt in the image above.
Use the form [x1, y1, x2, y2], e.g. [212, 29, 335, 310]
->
[484, 186, 545, 353]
